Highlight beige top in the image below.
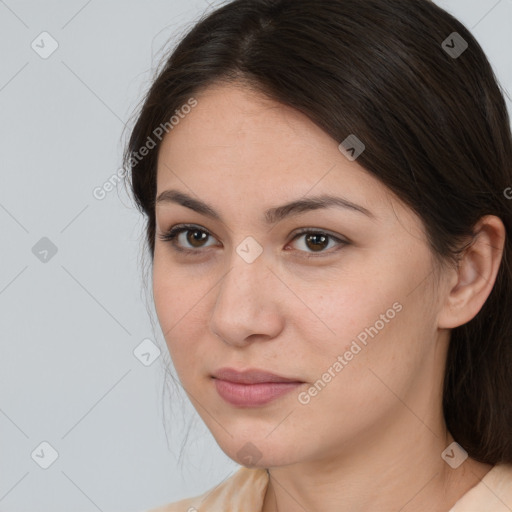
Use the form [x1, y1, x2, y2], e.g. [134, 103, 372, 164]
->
[148, 463, 512, 512]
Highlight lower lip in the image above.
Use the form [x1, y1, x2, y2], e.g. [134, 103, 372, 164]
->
[213, 378, 303, 407]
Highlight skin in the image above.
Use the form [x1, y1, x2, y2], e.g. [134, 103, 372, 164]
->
[152, 82, 505, 512]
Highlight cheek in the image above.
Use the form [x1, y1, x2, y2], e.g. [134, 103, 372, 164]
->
[294, 273, 398, 354]
[302, 267, 426, 383]
[152, 251, 197, 330]
[152, 261, 209, 375]
[152, 276, 176, 342]
[294, 305, 420, 440]
[152, 262, 187, 349]
[325, 286, 434, 407]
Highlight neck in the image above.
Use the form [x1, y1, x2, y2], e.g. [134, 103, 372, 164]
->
[262, 414, 492, 512]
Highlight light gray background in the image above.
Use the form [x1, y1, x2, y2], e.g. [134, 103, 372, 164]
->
[0, 1, 511, 511]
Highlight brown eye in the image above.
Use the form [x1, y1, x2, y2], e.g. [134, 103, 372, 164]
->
[157, 225, 218, 254]
[159, 224, 348, 259]
[288, 229, 348, 258]
[304, 233, 329, 252]
[186, 229, 209, 248]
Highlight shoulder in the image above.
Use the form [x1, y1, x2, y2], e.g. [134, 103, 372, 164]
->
[450, 463, 512, 511]
[146, 466, 269, 512]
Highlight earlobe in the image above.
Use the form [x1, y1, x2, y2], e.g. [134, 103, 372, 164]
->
[438, 215, 506, 329]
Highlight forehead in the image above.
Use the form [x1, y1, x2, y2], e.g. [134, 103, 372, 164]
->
[155, 83, 408, 226]
[158, 83, 363, 183]
[160, 83, 334, 157]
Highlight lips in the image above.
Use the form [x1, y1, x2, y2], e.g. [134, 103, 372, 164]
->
[211, 367, 305, 407]
[212, 367, 303, 384]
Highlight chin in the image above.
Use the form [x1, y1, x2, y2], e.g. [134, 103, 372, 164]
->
[215, 434, 304, 469]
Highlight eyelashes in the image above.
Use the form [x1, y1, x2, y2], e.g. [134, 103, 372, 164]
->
[157, 223, 349, 259]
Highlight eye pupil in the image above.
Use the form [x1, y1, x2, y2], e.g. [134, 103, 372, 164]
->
[306, 234, 328, 252]
[187, 229, 208, 247]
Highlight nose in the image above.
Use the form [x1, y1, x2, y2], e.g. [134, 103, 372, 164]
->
[209, 251, 284, 348]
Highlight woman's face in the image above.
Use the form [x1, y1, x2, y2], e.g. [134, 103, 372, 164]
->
[153, 83, 451, 468]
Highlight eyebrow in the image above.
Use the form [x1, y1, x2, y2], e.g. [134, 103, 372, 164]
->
[155, 189, 375, 224]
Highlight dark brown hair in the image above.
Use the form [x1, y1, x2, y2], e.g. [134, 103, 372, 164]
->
[123, 0, 512, 464]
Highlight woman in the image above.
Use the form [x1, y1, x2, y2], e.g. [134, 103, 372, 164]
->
[123, 0, 512, 510]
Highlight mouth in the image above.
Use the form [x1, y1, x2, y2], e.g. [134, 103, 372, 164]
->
[211, 367, 305, 407]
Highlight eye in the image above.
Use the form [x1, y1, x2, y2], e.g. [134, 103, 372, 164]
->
[157, 224, 218, 254]
[157, 224, 349, 258]
[286, 228, 348, 258]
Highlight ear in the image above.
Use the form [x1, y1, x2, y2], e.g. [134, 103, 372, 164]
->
[438, 215, 506, 329]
